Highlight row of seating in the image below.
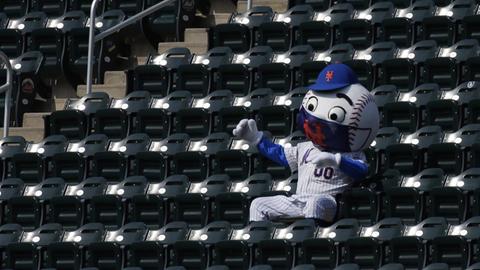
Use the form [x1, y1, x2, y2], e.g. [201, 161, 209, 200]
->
[1, 217, 480, 270]
[0, 0, 206, 45]
[291, 0, 479, 10]
[133, 40, 480, 98]
[2, 165, 480, 227]
[46, 96, 480, 143]
[214, 1, 480, 52]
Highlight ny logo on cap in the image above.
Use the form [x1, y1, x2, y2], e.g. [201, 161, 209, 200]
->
[325, 70, 334, 82]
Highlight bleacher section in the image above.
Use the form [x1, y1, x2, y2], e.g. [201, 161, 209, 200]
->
[2, 0, 480, 269]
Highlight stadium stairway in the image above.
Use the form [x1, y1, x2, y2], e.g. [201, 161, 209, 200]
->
[16, 1, 242, 143]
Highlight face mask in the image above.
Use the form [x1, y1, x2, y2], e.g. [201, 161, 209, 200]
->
[297, 107, 372, 152]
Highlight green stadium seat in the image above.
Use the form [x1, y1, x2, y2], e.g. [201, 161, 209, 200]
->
[46, 195, 84, 230]
[128, 194, 165, 229]
[87, 195, 125, 230]
[339, 188, 378, 225]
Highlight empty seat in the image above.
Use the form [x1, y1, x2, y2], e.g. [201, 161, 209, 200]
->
[210, 24, 251, 54]
[6, 223, 63, 270]
[421, 16, 455, 46]
[230, 6, 275, 36]
[300, 238, 337, 269]
[134, 151, 166, 182]
[128, 194, 165, 229]
[10, 153, 45, 184]
[175, 64, 210, 97]
[257, 219, 316, 270]
[383, 187, 423, 224]
[150, 91, 193, 115]
[343, 237, 382, 268]
[39, 152, 77, 182]
[256, 22, 291, 53]
[337, 19, 373, 50]
[212, 150, 251, 181]
[388, 236, 426, 269]
[0, 0, 28, 18]
[107, 133, 151, 158]
[317, 3, 355, 28]
[191, 46, 234, 72]
[172, 221, 232, 270]
[149, 133, 190, 157]
[295, 21, 332, 50]
[215, 221, 274, 269]
[91, 152, 127, 182]
[5, 196, 42, 230]
[63, 177, 108, 200]
[425, 100, 461, 132]
[427, 187, 466, 224]
[171, 151, 208, 182]
[382, 102, 418, 133]
[174, 108, 210, 139]
[339, 188, 378, 225]
[256, 106, 292, 137]
[64, 91, 111, 122]
[46, 223, 105, 270]
[46, 110, 89, 141]
[93, 109, 129, 140]
[87, 195, 125, 230]
[46, 196, 84, 230]
[426, 143, 463, 175]
[380, 17, 414, 48]
[132, 64, 169, 97]
[106, 176, 147, 199]
[141, 0, 183, 45]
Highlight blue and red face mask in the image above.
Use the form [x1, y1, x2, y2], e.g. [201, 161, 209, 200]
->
[297, 107, 372, 152]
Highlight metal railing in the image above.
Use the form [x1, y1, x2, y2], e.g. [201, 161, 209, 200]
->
[247, 0, 253, 10]
[0, 51, 13, 137]
[86, 0, 177, 94]
[87, 0, 254, 94]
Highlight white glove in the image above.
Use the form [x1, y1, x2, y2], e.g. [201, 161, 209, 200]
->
[306, 151, 342, 167]
[232, 119, 263, 145]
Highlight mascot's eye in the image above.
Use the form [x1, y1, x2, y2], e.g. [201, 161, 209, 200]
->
[306, 97, 318, 112]
[328, 106, 346, 122]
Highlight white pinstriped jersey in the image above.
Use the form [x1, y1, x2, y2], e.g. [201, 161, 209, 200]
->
[283, 141, 366, 196]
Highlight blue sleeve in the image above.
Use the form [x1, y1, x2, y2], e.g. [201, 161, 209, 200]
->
[339, 156, 369, 182]
[256, 136, 289, 168]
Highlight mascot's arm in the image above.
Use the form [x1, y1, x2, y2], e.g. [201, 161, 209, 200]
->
[338, 156, 368, 182]
[256, 136, 289, 167]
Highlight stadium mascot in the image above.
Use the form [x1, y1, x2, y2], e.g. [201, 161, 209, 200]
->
[233, 63, 379, 223]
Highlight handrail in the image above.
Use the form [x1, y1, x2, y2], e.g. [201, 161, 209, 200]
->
[0, 51, 13, 137]
[86, 0, 178, 94]
[247, 0, 253, 10]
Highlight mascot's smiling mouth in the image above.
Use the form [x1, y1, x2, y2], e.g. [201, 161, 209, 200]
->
[303, 119, 327, 149]
[298, 107, 372, 152]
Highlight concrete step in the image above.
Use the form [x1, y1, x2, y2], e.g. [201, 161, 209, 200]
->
[157, 28, 209, 55]
[104, 71, 127, 85]
[237, 0, 289, 13]
[212, 13, 231, 24]
[1, 127, 44, 143]
[23, 113, 49, 128]
[136, 57, 149, 66]
[77, 84, 126, 99]
[158, 42, 208, 55]
[54, 98, 68, 111]
[185, 28, 208, 43]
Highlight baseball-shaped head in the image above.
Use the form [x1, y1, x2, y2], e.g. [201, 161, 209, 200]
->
[297, 64, 379, 152]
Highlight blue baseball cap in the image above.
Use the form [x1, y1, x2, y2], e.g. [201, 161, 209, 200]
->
[309, 63, 359, 91]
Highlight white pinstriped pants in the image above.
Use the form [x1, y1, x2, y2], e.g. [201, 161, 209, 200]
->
[249, 194, 337, 222]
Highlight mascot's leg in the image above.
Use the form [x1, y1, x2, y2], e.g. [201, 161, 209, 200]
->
[249, 195, 304, 221]
[303, 194, 337, 223]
